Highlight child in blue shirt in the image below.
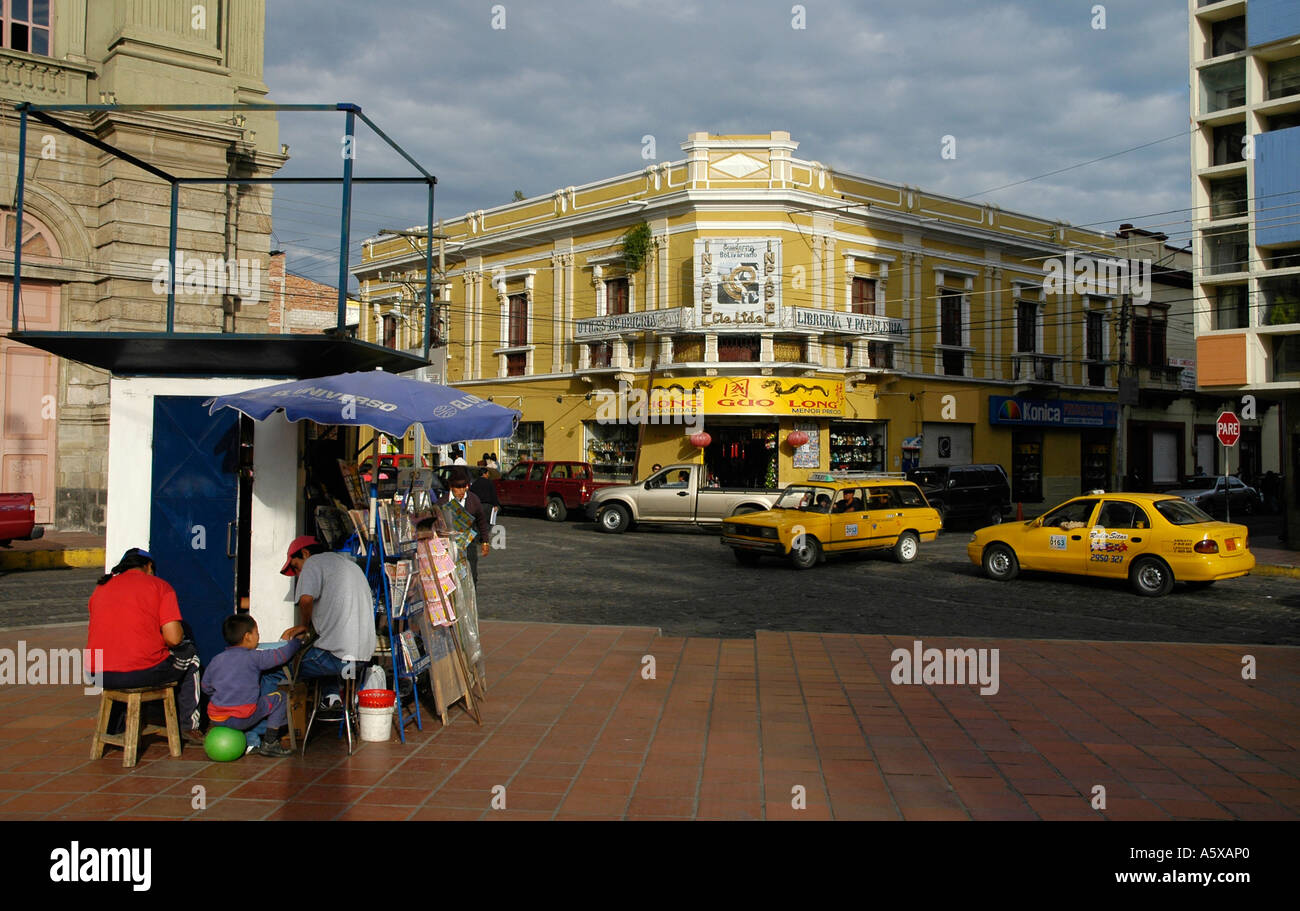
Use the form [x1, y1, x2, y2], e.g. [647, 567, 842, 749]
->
[202, 614, 303, 758]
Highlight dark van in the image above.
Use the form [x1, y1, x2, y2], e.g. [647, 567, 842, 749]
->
[906, 464, 1012, 528]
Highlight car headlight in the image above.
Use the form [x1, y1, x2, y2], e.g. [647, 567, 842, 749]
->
[762, 527, 778, 539]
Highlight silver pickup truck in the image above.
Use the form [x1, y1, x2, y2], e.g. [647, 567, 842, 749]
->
[586, 464, 779, 533]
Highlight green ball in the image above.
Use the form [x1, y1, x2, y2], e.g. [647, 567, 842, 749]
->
[203, 726, 247, 762]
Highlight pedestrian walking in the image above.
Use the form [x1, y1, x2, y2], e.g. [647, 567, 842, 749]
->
[438, 468, 492, 584]
[471, 465, 501, 526]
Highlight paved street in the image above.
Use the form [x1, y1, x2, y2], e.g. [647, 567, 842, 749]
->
[3, 514, 1297, 645]
[0, 567, 102, 629]
[481, 514, 1300, 644]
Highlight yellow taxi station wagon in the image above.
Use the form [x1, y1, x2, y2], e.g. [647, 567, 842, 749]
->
[721, 474, 943, 570]
[967, 492, 1255, 597]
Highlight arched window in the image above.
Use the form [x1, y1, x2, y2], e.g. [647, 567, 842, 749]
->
[1, 208, 62, 262]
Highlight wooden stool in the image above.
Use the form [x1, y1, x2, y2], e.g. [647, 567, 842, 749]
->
[90, 684, 182, 768]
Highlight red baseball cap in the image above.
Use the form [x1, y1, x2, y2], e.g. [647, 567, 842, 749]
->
[281, 535, 319, 576]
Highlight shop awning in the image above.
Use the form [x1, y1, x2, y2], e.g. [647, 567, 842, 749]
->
[6, 331, 428, 378]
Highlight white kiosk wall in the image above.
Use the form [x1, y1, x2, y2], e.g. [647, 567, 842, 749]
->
[106, 376, 302, 639]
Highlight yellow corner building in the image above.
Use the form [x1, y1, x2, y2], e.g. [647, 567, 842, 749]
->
[354, 131, 1182, 507]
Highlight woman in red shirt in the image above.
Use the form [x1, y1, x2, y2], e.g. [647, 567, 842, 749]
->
[86, 548, 203, 742]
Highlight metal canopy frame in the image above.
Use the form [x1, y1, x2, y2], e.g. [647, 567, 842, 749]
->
[10, 102, 439, 359]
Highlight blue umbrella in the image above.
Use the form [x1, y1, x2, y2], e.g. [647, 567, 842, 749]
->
[204, 370, 519, 444]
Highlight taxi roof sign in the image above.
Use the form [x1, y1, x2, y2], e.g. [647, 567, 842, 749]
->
[807, 471, 906, 482]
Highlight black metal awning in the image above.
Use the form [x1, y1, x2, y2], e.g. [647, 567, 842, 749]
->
[7, 331, 428, 378]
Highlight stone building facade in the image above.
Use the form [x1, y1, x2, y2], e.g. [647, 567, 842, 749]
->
[0, 0, 284, 530]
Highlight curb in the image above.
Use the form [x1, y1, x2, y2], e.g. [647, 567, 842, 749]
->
[0, 548, 104, 572]
[1254, 563, 1300, 579]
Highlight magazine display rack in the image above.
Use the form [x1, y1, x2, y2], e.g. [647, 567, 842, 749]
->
[352, 470, 482, 739]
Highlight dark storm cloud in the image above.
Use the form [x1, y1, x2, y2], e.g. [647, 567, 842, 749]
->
[264, 0, 1191, 283]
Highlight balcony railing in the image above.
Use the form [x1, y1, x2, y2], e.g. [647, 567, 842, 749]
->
[1011, 353, 1062, 383]
[0, 50, 95, 105]
[1138, 364, 1186, 388]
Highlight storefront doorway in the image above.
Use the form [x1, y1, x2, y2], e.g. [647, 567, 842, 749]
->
[703, 420, 778, 489]
[149, 396, 241, 664]
[1011, 431, 1043, 502]
[1081, 431, 1112, 493]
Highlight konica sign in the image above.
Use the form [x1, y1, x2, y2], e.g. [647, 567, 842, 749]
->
[988, 396, 1117, 429]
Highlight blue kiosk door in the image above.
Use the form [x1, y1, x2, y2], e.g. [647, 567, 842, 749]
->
[149, 396, 241, 664]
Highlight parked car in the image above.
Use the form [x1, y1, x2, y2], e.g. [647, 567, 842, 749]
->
[906, 464, 1012, 527]
[360, 452, 429, 483]
[968, 492, 1253, 597]
[1164, 476, 1260, 516]
[586, 464, 779, 533]
[721, 474, 942, 569]
[495, 460, 620, 521]
[0, 493, 44, 546]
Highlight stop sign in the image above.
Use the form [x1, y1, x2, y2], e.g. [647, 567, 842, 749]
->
[1216, 411, 1241, 447]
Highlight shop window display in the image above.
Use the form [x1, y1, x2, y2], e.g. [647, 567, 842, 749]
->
[1082, 438, 1111, 493]
[829, 422, 886, 472]
[585, 422, 636, 481]
[502, 421, 543, 470]
[1012, 433, 1043, 502]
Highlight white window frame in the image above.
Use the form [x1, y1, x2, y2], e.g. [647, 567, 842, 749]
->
[843, 254, 890, 313]
[934, 272, 974, 376]
[1083, 296, 1112, 364]
[496, 271, 536, 376]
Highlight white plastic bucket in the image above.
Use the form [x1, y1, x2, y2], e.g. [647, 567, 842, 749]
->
[358, 704, 393, 742]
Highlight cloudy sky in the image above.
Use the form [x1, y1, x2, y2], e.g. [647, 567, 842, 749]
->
[263, 0, 1192, 287]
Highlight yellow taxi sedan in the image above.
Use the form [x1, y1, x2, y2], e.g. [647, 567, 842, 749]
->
[967, 492, 1254, 596]
[722, 474, 943, 569]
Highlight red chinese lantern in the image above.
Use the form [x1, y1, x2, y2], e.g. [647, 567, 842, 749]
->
[689, 432, 712, 448]
[787, 430, 809, 448]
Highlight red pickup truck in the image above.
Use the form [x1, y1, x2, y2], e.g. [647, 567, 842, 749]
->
[0, 493, 44, 546]
[497, 461, 620, 521]
[360, 453, 430, 482]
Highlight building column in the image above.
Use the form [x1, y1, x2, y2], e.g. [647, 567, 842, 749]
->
[551, 252, 563, 374]
[563, 253, 575, 372]
[988, 267, 1002, 380]
[899, 252, 914, 373]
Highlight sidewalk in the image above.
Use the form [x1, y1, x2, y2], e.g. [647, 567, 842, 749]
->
[0, 621, 1295, 821]
[0, 530, 105, 571]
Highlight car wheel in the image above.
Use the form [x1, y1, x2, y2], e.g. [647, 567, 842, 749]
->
[733, 549, 762, 566]
[986, 506, 1002, 526]
[731, 505, 762, 517]
[597, 504, 630, 534]
[788, 536, 821, 570]
[982, 543, 1018, 581]
[545, 496, 568, 522]
[937, 503, 950, 527]
[893, 531, 919, 564]
[1130, 556, 1174, 597]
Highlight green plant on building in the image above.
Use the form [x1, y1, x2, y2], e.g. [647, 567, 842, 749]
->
[1266, 281, 1300, 326]
[620, 222, 651, 274]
